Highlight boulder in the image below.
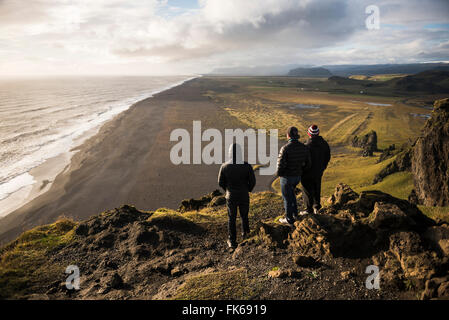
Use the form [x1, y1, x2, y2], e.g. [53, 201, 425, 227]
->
[422, 225, 449, 256]
[327, 183, 359, 208]
[208, 195, 226, 207]
[268, 268, 288, 279]
[104, 272, 124, 290]
[368, 202, 416, 230]
[421, 276, 449, 300]
[179, 190, 222, 212]
[292, 255, 318, 268]
[258, 222, 291, 248]
[389, 232, 439, 288]
[289, 215, 331, 256]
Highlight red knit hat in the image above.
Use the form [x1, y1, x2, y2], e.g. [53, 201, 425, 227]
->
[308, 124, 320, 137]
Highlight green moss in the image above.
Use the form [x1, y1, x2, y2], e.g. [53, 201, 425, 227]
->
[0, 219, 76, 299]
[358, 171, 414, 200]
[149, 191, 283, 228]
[173, 268, 264, 300]
[419, 206, 449, 223]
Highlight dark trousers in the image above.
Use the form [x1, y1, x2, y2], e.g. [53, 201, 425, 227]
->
[301, 173, 323, 213]
[226, 199, 250, 243]
[280, 176, 301, 224]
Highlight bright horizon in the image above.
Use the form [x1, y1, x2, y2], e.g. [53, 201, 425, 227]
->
[1, 0, 449, 77]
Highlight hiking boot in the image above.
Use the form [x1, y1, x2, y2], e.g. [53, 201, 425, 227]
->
[227, 239, 237, 249]
[279, 217, 295, 226]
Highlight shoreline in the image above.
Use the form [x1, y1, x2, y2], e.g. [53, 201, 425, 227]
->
[0, 76, 198, 219]
[0, 76, 275, 244]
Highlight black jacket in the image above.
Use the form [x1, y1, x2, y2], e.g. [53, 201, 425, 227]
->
[302, 135, 331, 178]
[218, 161, 256, 201]
[276, 139, 311, 177]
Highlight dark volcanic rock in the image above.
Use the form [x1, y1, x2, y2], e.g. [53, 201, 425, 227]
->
[327, 183, 359, 208]
[258, 222, 291, 248]
[352, 130, 378, 157]
[389, 232, 440, 289]
[107, 272, 124, 289]
[292, 255, 319, 268]
[377, 144, 396, 163]
[179, 190, 222, 212]
[408, 189, 419, 205]
[290, 184, 436, 259]
[287, 184, 447, 295]
[411, 98, 449, 206]
[208, 195, 226, 207]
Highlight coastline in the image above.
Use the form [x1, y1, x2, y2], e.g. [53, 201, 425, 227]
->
[0, 77, 274, 244]
[0, 76, 197, 219]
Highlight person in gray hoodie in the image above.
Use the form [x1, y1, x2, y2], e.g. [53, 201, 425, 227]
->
[218, 143, 256, 249]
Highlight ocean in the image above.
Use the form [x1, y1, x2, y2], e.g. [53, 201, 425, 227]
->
[0, 75, 194, 217]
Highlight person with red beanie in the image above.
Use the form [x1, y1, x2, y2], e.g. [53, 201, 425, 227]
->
[300, 124, 331, 215]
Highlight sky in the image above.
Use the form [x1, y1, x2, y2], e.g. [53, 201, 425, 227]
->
[0, 0, 449, 76]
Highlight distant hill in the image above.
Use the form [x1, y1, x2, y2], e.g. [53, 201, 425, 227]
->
[327, 75, 365, 86]
[208, 64, 311, 76]
[325, 70, 449, 95]
[322, 63, 449, 77]
[211, 62, 449, 77]
[287, 67, 332, 77]
[387, 70, 449, 93]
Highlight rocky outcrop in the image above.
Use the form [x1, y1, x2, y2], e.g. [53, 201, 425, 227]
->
[411, 98, 449, 206]
[327, 183, 359, 208]
[1, 185, 447, 300]
[352, 130, 378, 157]
[258, 221, 291, 249]
[377, 144, 397, 163]
[260, 183, 448, 297]
[179, 190, 223, 212]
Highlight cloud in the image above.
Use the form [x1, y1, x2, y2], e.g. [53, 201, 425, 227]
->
[112, 0, 366, 62]
[0, 0, 448, 76]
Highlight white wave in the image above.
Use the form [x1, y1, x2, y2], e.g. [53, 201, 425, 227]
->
[0, 75, 196, 215]
[0, 173, 35, 201]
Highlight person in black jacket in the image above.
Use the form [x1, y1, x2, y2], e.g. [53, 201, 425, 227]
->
[300, 124, 331, 215]
[218, 143, 256, 249]
[276, 126, 311, 225]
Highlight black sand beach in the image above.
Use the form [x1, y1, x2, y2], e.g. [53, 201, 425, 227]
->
[0, 78, 276, 244]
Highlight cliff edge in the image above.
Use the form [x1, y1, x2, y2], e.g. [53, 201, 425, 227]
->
[412, 98, 449, 206]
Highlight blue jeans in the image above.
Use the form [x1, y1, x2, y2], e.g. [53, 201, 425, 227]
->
[280, 176, 301, 224]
